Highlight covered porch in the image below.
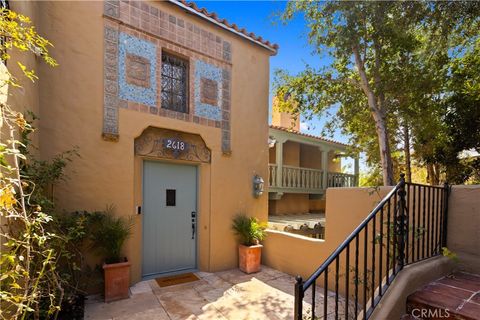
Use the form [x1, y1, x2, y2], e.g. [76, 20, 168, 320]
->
[268, 126, 359, 200]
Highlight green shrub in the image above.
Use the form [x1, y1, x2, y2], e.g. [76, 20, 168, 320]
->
[232, 215, 267, 246]
[89, 207, 134, 264]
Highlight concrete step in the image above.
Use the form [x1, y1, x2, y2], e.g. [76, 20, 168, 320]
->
[406, 272, 480, 319]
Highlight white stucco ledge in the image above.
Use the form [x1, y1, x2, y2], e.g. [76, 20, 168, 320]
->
[370, 255, 456, 320]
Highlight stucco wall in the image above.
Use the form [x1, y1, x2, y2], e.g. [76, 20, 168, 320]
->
[271, 104, 299, 131]
[269, 193, 310, 215]
[264, 187, 392, 279]
[447, 185, 480, 272]
[299, 144, 322, 169]
[10, 1, 271, 284]
[309, 199, 325, 213]
[282, 141, 300, 167]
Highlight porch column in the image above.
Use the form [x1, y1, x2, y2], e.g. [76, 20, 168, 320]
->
[276, 139, 285, 188]
[321, 148, 330, 189]
[354, 156, 360, 186]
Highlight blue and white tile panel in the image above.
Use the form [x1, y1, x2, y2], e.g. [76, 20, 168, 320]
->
[194, 60, 223, 121]
[118, 32, 157, 107]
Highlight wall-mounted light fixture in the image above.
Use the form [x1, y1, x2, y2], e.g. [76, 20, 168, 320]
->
[253, 174, 264, 198]
[268, 136, 276, 148]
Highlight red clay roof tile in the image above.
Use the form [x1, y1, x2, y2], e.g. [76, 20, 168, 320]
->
[269, 125, 350, 147]
[170, 0, 279, 54]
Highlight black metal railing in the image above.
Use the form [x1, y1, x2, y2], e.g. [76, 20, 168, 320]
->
[293, 174, 450, 320]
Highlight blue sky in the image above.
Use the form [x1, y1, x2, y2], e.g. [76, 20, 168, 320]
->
[196, 1, 358, 172]
[195, 1, 339, 133]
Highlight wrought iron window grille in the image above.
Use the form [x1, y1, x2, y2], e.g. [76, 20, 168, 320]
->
[161, 52, 188, 114]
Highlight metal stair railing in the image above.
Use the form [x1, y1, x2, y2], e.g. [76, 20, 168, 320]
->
[293, 174, 450, 320]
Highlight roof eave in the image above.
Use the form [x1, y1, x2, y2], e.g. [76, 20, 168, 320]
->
[167, 0, 278, 55]
[269, 126, 350, 149]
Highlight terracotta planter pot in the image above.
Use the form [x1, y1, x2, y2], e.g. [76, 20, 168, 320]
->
[103, 261, 130, 302]
[238, 244, 263, 274]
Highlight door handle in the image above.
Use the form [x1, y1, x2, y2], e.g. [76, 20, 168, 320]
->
[191, 211, 196, 239]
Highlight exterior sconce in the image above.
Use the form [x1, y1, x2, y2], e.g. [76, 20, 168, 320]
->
[268, 137, 276, 148]
[253, 174, 264, 198]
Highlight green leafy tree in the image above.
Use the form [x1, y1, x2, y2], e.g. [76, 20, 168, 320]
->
[274, 1, 480, 186]
[435, 37, 480, 183]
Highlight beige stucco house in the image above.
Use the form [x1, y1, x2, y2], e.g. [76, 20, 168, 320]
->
[8, 0, 277, 284]
[267, 103, 359, 237]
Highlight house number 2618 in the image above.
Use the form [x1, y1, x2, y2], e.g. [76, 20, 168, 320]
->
[165, 139, 186, 151]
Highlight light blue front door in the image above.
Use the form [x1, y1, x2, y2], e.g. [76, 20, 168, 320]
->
[142, 161, 197, 277]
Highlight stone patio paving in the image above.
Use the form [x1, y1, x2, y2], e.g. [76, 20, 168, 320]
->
[84, 266, 348, 320]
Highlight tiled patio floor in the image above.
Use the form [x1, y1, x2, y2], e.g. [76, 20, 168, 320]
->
[406, 271, 480, 319]
[84, 266, 347, 320]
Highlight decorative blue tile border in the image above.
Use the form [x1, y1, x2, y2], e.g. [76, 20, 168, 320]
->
[195, 104, 222, 120]
[194, 60, 223, 121]
[118, 32, 157, 107]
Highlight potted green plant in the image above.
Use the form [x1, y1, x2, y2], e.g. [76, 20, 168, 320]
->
[89, 209, 134, 302]
[232, 215, 267, 274]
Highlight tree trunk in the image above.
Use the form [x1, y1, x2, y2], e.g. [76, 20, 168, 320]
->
[352, 43, 395, 186]
[372, 110, 395, 185]
[433, 163, 440, 185]
[403, 123, 412, 183]
[426, 163, 439, 185]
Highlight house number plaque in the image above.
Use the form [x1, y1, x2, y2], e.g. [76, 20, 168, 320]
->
[163, 138, 189, 157]
[135, 127, 211, 163]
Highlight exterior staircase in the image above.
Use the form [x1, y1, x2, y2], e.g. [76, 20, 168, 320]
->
[404, 272, 480, 319]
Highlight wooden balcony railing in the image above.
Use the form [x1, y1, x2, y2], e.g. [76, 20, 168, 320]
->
[269, 164, 358, 193]
[327, 172, 357, 188]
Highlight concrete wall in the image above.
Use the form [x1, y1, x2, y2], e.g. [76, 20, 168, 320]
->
[9, 1, 271, 284]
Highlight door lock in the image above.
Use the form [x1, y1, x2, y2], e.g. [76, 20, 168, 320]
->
[191, 211, 197, 239]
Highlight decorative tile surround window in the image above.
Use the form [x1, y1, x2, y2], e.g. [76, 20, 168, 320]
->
[103, 0, 232, 154]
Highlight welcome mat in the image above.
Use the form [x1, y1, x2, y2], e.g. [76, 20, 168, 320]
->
[155, 273, 200, 288]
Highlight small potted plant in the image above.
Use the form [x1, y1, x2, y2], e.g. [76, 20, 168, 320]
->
[90, 209, 134, 302]
[232, 215, 267, 274]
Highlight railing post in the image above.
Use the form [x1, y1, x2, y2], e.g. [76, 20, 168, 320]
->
[294, 276, 304, 320]
[442, 182, 450, 248]
[396, 173, 407, 269]
[276, 139, 284, 188]
[354, 156, 360, 186]
[321, 148, 329, 189]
